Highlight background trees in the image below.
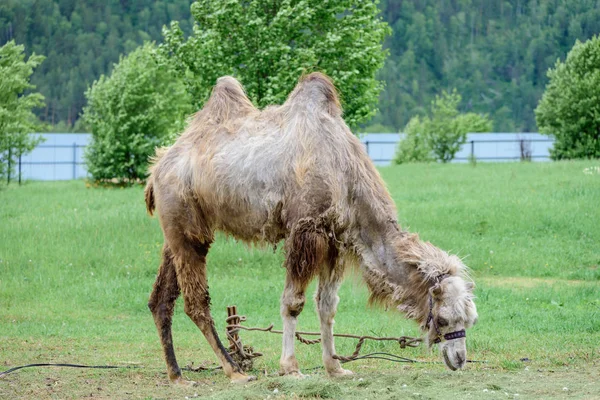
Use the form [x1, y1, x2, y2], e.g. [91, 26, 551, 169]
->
[83, 43, 191, 183]
[0, 40, 45, 183]
[0, 0, 193, 129]
[159, 0, 390, 128]
[535, 36, 600, 160]
[374, 0, 600, 133]
[157, 0, 600, 134]
[3, 1, 600, 133]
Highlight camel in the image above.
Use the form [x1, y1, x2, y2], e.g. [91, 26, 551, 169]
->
[144, 72, 478, 384]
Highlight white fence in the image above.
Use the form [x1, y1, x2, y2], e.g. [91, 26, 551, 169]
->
[363, 132, 554, 165]
[8, 132, 554, 182]
[11, 133, 90, 182]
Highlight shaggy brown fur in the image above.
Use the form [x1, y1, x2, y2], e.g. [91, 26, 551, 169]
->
[145, 72, 477, 383]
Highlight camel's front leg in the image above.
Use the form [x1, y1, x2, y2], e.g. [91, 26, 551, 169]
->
[316, 269, 353, 377]
[279, 276, 309, 376]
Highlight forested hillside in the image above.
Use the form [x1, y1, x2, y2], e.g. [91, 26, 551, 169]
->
[0, 0, 192, 128]
[374, 0, 600, 132]
[1, 0, 600, 132]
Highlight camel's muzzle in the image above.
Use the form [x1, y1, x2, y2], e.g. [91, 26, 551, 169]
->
[442, 344, 467, 370]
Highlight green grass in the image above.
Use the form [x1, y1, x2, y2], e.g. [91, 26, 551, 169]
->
[1, 160, 599, 399]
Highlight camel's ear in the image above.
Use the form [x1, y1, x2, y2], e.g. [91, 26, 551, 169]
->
[466, 282, 475, 292]
[429, 283, 442, 298]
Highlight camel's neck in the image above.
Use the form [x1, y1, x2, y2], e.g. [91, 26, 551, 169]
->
[356, 222, 410, 287]
[356, 223, 419, 287]
[350, 174, 408, 287]
[354, 219, 456, 324]
[348, 161, 459, 323]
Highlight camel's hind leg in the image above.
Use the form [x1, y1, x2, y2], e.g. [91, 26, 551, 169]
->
[148, 245, 191, 385]
[316, 265, 352, 377]
[171, 237, 253, 383]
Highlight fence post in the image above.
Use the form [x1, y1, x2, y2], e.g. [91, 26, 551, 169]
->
[470, 140, 474, 159]
[72, 142, 77, 180]
[18, 152, 22, 185]
[365, 140, 370, 156]
[7, 147, 11, 185]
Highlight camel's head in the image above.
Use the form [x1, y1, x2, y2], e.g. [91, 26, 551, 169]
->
[425, 276, 478, 371]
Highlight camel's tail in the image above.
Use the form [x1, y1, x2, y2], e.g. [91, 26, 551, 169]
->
[145, 147, 169, 216]
[144, 179, 155, 216]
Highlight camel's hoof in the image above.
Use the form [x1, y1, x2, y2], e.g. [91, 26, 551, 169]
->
[171, 377, 198, 386]
[280, 370, 308, 379]
[230, 372, 256, 384]
[327, 368, 353, 378]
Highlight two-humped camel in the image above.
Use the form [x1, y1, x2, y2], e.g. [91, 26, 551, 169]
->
[145, 73, 478, 384]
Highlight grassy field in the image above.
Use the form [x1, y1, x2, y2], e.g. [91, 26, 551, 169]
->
[0, 161, 599, 399]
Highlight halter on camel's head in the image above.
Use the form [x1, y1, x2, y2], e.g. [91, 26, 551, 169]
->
[423, 272, 478, 370]
[407, 239, 478, 370]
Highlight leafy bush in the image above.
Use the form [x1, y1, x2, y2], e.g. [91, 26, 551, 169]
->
[535, 35, 600, 159]
[394, 116, 434, 164]
[83, 43, 192, 183]
[394, 90, 492, 164]
[0, 41, 45, 183]
[159, 0, 390, 129]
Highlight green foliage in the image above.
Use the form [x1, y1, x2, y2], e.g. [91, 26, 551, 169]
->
[393, 116, 434, 164]
[535, 35, 600, 160]
[83, 43, 192, 183]
[394, 90, 492, 164]
[159, 0, 390, 129]
[0, 0, 193, 128]
[4, 1, 600, 132]
[368, 0, 600, 132]
[0, 40, 45, 183]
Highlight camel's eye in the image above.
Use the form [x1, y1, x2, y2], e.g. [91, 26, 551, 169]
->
[437, 317, 449, 327]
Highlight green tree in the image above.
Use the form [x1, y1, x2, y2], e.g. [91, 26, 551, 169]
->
[395, 90, 492, 164]
[535, 36, 600, 159]
[83, 43, 192, 183]
[159, 0, 390, 129]
[0, 40, 45, 183]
